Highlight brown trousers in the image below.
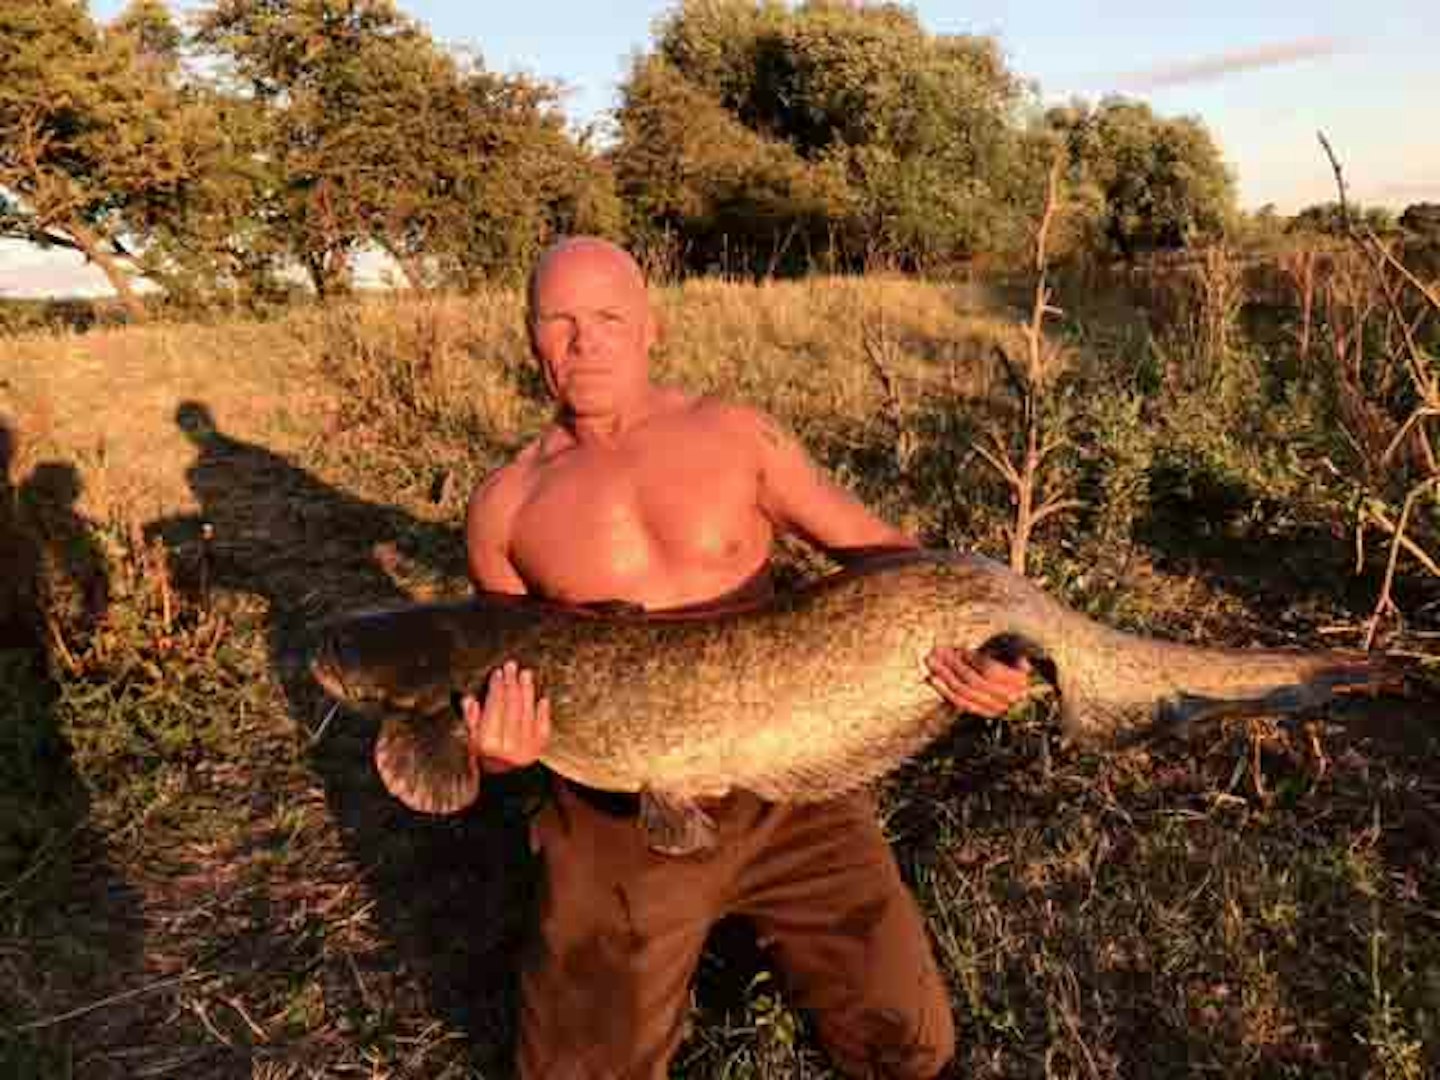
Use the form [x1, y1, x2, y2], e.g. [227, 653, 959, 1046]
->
[516, 779, 956, 1080]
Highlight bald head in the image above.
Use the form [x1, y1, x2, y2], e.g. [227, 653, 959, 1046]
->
[525, 236, 659, 422]
[527, 236, 648, 320]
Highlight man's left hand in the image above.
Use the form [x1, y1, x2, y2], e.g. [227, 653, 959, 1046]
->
[925, 646, 1030, 718]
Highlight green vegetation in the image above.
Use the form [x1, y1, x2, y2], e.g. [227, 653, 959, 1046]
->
[5, 1, 1436, 305]
[614, 0, 1040, 275]
[1046, 98, 1238, 260]
[3, 2, 1440, 1077]
[3, 250, 1438, 1074]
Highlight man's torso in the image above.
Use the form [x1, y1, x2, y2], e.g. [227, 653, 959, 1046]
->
[499, 391, 775, 610]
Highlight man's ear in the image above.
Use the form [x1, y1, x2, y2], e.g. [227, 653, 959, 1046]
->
[529, 321, 561, 399]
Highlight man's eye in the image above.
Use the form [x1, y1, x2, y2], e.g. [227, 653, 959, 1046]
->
[598, 311, 623, 323]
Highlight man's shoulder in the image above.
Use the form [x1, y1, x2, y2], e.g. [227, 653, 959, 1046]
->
[681, 392, 778, 443]
[466, 436, 551, 526]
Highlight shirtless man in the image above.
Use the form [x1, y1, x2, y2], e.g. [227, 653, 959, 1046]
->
[458, 237, 1029, 1079]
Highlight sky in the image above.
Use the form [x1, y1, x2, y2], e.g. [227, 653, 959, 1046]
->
[4, 0, 1436, 298]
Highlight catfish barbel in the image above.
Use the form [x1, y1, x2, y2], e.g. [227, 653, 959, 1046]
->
[309, 550, 1382, 854]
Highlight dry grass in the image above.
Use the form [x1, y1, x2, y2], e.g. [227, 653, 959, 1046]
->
[2, 271, 1438, 1078]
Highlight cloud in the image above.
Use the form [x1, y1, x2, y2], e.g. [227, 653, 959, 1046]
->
[1113, 37, 1348, 91]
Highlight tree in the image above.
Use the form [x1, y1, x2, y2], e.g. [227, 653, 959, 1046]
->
[196, 0, 617, 294]
[1399, 203, 1440, 281]
[137, 88, 293, 310]
[1399, 203, 1440, 242]
[614, 56, 842, 276]
[196, 0, 446, 297]
[0, 0, 206, 320]
[379, 65, 623, 290]
[1049, 98, 1236, 260]
[613, 0, 1036, 276]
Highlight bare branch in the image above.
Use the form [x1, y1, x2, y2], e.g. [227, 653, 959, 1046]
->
[1031, 497, 1087, 527]
[1364, 476, 1440, 649]
[1032, 152, 1063, 277]
[1369, 231, 1440, 316]
[974, 431, 1022, 487]
[1381, 407, 1440, 468]
[1362, 498, 1440, 579]
[1316, 130, 1352, 231]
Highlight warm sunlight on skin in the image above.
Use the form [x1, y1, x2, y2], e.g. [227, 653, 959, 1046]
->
[526, 237, 659, 435]
[459, 237, 1031, 777]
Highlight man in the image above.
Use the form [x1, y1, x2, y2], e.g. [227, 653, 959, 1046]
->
[458, 236, 1029, 1079]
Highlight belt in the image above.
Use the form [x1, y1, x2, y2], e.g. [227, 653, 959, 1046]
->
[564, 779, 642, 817]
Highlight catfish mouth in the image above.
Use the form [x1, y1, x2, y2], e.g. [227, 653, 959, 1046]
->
[309, 637, 358, 703]
[308, 636, 435, 714]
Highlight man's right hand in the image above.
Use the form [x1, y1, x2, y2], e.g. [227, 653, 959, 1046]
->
[461, 660, 552, 774]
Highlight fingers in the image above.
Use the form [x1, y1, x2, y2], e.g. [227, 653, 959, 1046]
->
[469, 660, 549, 770]
[925, 646, 1031, 718]
[482, 662, 519, 760]
[494, 663, 524, 758]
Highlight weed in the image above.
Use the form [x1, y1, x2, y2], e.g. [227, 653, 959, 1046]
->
[1, 268, 1437, 1077]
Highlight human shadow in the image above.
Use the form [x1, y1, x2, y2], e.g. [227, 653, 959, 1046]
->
[0, 422, 42, 654]
[0, 429, 145, 1077]
[145, 401, 545, 1073]
[144, 402, 1012, 1073]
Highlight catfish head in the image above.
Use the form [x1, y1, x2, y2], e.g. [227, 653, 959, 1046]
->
[309, 601, 465, 716]
[309, 600, 482, 815]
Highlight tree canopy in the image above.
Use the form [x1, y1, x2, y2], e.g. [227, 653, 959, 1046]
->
[0, 0, 1251, 313]
[613, 0, 1043, 276]
[0, 0, 210, 318]
[1046, 98, 1237, 260]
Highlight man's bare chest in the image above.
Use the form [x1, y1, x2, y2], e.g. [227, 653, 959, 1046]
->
[508, 434, 769, 596]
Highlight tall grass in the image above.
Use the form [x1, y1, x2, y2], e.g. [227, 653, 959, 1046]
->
[1, 259, 1437, 1077]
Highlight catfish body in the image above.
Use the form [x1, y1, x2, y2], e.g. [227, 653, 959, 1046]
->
[310, 550, 1377, 850]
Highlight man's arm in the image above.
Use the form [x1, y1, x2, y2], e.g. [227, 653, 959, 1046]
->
[741, 406, 1030, 718]
[462, 468, 551, 774]
[745, 407, 917, 560]
[465, 468, 529, 595]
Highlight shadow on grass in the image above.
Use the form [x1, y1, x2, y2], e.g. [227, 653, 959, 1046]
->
[0, 423, 146, 1078]
[139, 402, 794, 1074]
[143, 401, 542, 1073]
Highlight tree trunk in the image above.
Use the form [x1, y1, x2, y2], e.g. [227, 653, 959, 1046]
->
[67, 221, 148, 323]
[305, 247, 352, 300]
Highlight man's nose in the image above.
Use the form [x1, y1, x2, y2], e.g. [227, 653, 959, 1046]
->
[568, 318, 595, 354]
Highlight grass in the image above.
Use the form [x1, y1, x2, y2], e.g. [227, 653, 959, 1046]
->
[1, 268, 1438, 1077]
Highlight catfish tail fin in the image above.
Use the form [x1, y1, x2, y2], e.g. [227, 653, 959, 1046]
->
[1033, 609, 1398, 746]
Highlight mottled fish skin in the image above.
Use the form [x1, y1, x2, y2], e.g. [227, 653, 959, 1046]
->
[309, 550, 1382, 818]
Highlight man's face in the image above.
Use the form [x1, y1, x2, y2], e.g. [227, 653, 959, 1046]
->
[528, 244, 656, 420]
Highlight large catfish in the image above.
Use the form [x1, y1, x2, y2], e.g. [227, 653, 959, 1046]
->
[310, 550, 1384, 854]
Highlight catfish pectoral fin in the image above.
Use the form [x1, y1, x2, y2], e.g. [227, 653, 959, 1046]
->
[375, 712, 480, 815]
[639, 787, 719, 856]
